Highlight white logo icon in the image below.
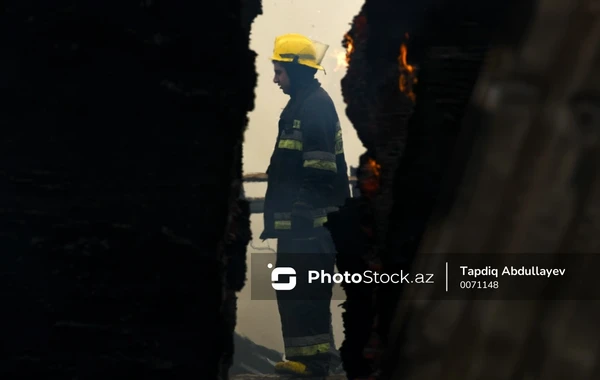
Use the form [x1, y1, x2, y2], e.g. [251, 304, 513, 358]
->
[268, 263, 297, 290]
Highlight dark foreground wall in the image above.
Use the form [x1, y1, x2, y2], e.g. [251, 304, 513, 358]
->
[1, 1, 260, 378]
[327, 0, 600, 379]
[384, 1, 600, 379]
[328, 0, 512, 377]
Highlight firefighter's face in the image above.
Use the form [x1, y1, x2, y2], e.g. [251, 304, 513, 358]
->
[273, 62, 291, 94]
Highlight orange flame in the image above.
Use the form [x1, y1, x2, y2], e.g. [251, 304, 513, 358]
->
[360, 157, 381, 196]
[333, 34, 354, 72]
[346, 34, 354, 59]
[367, 157, 381, 178]
[398, 43, 417, 102]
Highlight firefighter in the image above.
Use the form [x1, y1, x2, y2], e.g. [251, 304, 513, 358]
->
[260, 33, 350, 377]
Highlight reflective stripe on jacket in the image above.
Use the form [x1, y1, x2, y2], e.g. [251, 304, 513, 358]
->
[261, 79, 350, 239]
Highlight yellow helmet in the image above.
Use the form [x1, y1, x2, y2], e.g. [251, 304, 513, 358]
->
[271, 33, 329, 71]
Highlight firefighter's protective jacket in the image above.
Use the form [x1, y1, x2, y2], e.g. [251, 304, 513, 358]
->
[261, 79, 350, 239]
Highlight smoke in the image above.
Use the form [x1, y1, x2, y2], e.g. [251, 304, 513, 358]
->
[238, 0, 365, 354]
[244, 0, 365, 175]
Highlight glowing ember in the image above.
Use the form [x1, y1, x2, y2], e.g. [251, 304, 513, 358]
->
[398, 43, 417, 102]
[346, 34, 354, 58]
[367, 157, 381, 178]
[360, 157, 381, 196]
[332, 34, 354, 72]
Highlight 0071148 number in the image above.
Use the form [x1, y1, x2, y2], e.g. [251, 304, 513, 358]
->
[459, 280, 499, 289]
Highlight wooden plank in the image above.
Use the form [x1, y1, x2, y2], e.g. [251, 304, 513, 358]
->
[242, 173, 357, 183]
[247, 197, 264, 214]
[243, 174, 358, 213]
[243, 172, 268, 182]
[231, 375, 346, 380]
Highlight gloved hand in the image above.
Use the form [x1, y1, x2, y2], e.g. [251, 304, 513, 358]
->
[291, 201, 313, 235]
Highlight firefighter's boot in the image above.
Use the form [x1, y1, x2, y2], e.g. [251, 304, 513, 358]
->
[274, 360, 329, 378]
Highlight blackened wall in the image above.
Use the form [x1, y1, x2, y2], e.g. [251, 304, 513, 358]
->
[331, 0, 600, 379]
[330, 0, 512, 378]
[1, 1, 260, 378]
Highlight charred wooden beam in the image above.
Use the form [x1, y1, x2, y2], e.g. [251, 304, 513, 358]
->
[243, 172, 269, 182]
[243, 172, 358, 184]
[230, 375, 347, 380]
[247, 197, 265, 214]
[243, 174, 358, 214]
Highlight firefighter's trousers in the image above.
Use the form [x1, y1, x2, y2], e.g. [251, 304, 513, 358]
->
[275, 235, 336, 375]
